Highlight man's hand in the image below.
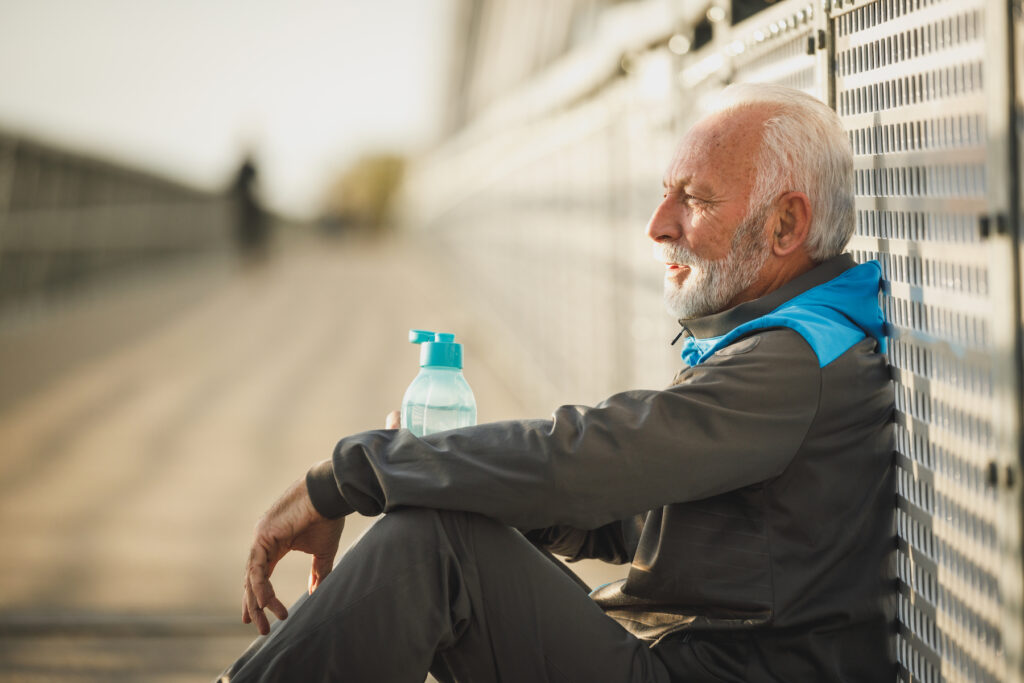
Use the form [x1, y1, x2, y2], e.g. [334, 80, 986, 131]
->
[242, 476, 345, 635]
[385, 410, 400, 429]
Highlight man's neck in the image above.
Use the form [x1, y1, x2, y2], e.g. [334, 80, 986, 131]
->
[724, 252, 816, 310]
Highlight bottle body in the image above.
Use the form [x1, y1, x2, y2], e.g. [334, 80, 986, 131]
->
[401, 366, 477, 437]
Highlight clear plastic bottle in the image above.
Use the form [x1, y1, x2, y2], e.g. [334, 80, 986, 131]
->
[401, 330, 477, 437]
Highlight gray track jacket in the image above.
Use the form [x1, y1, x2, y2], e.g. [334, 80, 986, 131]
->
[307, 253, 895, 681]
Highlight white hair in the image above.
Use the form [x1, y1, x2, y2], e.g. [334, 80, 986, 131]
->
[710, 83, 855, 261]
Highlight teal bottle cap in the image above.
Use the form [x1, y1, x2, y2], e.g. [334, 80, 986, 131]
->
[409, 329, 434, 344]
[408, 329, 463, 368]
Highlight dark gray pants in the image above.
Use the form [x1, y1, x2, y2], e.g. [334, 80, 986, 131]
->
[217, 508, 677, 683]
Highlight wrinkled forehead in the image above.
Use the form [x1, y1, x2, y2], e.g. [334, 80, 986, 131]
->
[663, 108, 767, 191]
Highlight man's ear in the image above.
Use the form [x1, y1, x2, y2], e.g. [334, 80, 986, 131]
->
[772, 191, 812, 256]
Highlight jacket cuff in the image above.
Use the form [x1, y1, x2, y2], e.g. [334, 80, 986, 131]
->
[305, 459, 354, 519]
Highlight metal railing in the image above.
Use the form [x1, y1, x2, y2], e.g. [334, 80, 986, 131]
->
[0, 133, 236, 308]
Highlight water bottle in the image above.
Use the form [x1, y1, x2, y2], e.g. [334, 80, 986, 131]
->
[401, 329, 477, 437]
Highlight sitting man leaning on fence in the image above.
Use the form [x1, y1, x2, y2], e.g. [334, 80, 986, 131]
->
[218, 83, 895, 683]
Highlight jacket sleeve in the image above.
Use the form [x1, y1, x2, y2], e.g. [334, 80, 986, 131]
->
[306, 329, 821, 531]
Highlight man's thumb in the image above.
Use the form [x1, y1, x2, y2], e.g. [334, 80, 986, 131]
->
[309, 555, 334, 593]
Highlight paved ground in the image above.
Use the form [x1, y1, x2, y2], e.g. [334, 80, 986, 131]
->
[0, 232, 627, 681]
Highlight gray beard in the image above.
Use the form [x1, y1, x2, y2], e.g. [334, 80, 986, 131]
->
[660, 209, 772, 320]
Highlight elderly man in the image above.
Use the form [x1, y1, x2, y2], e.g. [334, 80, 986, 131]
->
[219, 83, 894, 682]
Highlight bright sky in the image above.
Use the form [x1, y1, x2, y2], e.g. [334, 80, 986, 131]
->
[0, 0, 454, 216]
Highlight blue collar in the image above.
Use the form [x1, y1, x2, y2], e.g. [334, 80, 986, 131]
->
[679, 258, 886, 369]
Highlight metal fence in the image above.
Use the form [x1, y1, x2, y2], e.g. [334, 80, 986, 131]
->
[404, 0, 1022, 679]
[833, 1, 1021, 680]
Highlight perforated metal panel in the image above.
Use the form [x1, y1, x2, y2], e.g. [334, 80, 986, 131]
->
[729, 1, 822, 99]
[835, 0, 1021, 679]
[1018, 1, 1024, 385]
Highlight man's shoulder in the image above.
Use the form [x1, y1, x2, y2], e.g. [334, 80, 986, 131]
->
[672, 327, 820, 387]
[709, 327, 820, 365]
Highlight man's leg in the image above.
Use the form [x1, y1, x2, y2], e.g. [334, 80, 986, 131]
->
[217, 508, 673, 683]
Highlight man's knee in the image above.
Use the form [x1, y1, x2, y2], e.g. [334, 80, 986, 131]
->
[356, 507, 500, 560]
[372, 506, 460, 539]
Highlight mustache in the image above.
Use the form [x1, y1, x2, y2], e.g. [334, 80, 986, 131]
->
[653, 243, 709, 266]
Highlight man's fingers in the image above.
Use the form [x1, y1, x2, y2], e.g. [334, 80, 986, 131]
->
[245, 581, 273, 635]
[241, 584, 250, 623]
[255, 607, 269, 635]
[244, 540, 282, 634]
[308, 561, 319, 595]
[385, 410, 400, 429]
[249, 565, 287, 619]
[244, 580, 269, 635]
[264, 595, 288, 622]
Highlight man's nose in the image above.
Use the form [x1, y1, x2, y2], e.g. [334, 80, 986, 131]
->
[646, 197, 681, 243]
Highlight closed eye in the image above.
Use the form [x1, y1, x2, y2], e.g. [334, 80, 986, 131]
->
[663, 186, 711, 208]
[679, 192, 708, 207]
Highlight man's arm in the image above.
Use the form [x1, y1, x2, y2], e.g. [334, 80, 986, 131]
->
[308, 329, 821, 532]
[523, 516, 644, 565]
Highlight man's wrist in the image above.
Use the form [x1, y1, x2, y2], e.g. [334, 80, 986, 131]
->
[305, 459, 354, 519]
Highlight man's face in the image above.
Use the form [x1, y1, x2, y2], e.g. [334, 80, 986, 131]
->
[647, 107, 773, 320]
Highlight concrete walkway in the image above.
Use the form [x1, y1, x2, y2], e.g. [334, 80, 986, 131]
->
[0, 233, 627, 681]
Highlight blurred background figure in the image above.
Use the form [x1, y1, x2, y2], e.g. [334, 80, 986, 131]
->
[230, 155, 270, 259]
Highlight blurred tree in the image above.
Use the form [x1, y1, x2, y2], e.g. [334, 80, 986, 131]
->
[319, 154, 406, 235]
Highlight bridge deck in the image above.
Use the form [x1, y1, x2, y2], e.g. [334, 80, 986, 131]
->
[0, 233, 626, 681]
